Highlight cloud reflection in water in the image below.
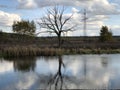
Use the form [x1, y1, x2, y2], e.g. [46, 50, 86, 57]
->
[1, 54, 120, 89]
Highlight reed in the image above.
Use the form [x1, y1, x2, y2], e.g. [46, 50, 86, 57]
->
[1, 46, 120, 58]
[1, 46, 65, 57]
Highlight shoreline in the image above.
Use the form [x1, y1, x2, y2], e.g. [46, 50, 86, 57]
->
[1, 46, 120, 58]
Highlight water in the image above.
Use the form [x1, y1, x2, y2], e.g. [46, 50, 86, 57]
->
[0, 54, 120, 90]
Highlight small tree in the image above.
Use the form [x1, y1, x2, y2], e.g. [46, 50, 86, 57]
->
[99, 26, 113, 42]
[38, 6, 75, 48]
[12, 20, 36, 36]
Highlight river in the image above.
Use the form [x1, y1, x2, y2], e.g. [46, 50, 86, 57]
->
[0, 54, 120, 90]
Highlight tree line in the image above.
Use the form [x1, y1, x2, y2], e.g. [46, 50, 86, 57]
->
[12, 6, 113, 48]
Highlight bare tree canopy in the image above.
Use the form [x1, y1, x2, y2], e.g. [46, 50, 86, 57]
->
[38, 6, 76, 48]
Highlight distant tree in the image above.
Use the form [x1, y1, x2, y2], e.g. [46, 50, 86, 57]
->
[12, 20, 36, 36]
[38, 6, 75, 48]
[99, 26, 113, 42]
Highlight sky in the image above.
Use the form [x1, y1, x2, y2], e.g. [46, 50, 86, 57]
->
[0, 0, 120, 36]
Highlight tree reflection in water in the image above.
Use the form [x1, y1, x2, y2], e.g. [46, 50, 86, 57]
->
[47, 56, 89, 90]
[101, 57, 108, 68]
[47, 55, 66, 90]
[5, 57, 36, 72]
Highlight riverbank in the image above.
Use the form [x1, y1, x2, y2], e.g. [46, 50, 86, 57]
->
[1, 32, 120, 57]
[1, 46, 120, 58]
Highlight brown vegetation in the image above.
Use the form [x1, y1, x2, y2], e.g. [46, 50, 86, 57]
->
[1, 32, 120, 57]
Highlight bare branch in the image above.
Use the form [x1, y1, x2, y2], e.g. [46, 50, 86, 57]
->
[54, 6, 60, 32]
[38, 5, 76, 47]
[59, 6, 65, 30]
[62, 14, 73, 27]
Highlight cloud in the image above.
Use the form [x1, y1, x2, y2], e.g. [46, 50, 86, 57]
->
[17, 0, 37, 9]
[17, 0, 120, 15]
[72, 7, 79, 13]
[87, 0, 120, 15]
[108, 25, 120, 36]
[35, 0, 93, 8]
[0, 60, 13, 73]
[0, 10, 21, 26]
[18, 0, 118, 18]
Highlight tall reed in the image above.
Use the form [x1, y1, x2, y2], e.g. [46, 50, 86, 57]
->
[1, 46, 65, 57]
[1, 45, 120, 58]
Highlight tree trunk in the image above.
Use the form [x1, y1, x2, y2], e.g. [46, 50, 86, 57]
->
[58, 33, 61, 48]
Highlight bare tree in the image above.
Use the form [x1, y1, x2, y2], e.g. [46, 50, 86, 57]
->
[38, 6, 75, 48]
[47, 55, 66, 90]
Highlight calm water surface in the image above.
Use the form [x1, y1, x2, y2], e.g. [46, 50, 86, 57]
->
[0, 54, 120, 90]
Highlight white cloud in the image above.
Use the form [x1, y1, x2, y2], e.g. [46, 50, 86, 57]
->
[72, 7, 79, 13]
[16, 73, 38, 89]
[18, 0, 37, 9]
[87, 0, 119, 15]
[88, 15, 109, 22]
[0, 10, 21, 27]
[0, 60, 13, 73]
[108, 25, 120, 36]
[17, 0, 119, 15]
[23, 0, 119, 15]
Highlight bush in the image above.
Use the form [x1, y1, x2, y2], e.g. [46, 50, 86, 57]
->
[99, 26, 113, 42]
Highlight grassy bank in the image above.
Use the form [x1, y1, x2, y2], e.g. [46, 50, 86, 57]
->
[1, 46, 120, 58]
[1, 46, 63, 57]
[1, 32, 120, 57]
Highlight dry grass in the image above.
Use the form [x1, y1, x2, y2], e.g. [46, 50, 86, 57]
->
[1, 46, 120, 58]
[1, 46, 65, 57]
[1, 32, 120, 57]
